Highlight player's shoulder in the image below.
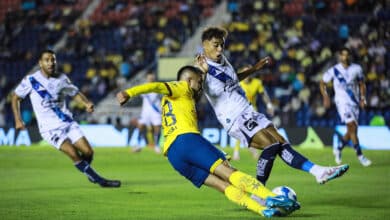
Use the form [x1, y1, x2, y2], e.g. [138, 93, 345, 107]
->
[350, 63, 362, 70]
[55, 73, 74, 84]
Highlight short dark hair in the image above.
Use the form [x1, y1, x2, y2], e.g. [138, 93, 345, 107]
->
[340, 47, 351, 54]
[201, 26, 228, 42]
[39, 49, 55, 60]
[176, 65, 203, 80]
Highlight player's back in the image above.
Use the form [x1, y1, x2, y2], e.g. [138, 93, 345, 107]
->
[161, 81, 199, 154]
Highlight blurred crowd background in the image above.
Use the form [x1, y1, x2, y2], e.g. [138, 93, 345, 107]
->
[0, 0, 389, 128]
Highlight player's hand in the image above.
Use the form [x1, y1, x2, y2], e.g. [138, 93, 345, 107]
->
[195, 54, 208, 73]
[323, 95, 331, 109]
[253, 56, 271, 71]
[360, 98, 367, 109]
[85, 102, 94, 113]
[15, 120, 26, 130]
[116, 91, 130, 106]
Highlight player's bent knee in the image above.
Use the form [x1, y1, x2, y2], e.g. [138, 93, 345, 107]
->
[250, 130, 279, 149]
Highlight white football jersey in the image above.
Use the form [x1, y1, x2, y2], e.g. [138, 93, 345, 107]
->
[323, 63, 364, 106]
[204, 56, 251, 130]
[140, 93, 161, 115]
[14, 70, 79, 132]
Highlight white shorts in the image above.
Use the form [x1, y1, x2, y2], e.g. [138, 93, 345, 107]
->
[228, 107, 272, 147]
[336, 102, 359, 124]
[41, 122, 84, 150]
[139, 110, 161, 126]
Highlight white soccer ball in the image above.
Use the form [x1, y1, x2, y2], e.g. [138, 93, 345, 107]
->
[272, 186, 297, 201]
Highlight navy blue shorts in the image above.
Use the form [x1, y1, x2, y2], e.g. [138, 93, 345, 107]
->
[167, 133, 226, 188]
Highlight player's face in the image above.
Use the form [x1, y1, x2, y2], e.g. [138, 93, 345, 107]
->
[190, 73, 203, 101]
[182, 71, 203, 101]
[188, 73, 203, 93]
[39, 53, 57, 76]
[339, 50, 351, 65]
[202, 37, 225, 62]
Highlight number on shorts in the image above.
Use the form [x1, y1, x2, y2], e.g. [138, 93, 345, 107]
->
[244, 118, 258, 131]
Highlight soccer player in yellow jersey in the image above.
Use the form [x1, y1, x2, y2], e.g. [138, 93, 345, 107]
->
[234, 66, 275, 160]
[116, 65, 300, 217]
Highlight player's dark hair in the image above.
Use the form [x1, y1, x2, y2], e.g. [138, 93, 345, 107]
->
[340, 47, 351, 54]
[39, 49, 55, 60]
[201, 26, 228, 42]
[176, 65, 203, 80]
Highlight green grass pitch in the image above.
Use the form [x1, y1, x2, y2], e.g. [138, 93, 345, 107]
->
[0, 145, 389, 220]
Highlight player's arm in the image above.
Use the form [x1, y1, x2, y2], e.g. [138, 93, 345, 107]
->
[11, 92, 26, 130]
[358, 79, 367, 109]
[73, 92, 94, 113]
[319, 80, 331, 109]
[117, 82, 171, 106]
[237, 57, 271, 81]
[261, 89, 274, 116]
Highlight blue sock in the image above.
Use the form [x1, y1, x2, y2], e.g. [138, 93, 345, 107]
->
[256, 143, 280, 185]
[75, 160, 104, 183]
[279, 143, 314, 172]
[353, 143, 362, 156]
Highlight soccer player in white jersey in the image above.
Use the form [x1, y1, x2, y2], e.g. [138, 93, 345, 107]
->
[320, 47, 371, 166]
[133, 72, 161, 153]
[11, 49, 120, 187]
[196, 26, 349, 188]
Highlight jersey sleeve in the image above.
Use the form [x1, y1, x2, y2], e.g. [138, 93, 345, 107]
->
[322, 67, 334, 83]
[126, 82, 172, 98]
[14, 76, 32, 99]
[62, 75, 79, 97]
[356, 65, 364, 81]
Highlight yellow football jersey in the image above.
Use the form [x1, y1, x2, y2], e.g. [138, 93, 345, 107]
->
[160, 81, 199, 154]
[240, 78, 264, 109]
[125, 81, 199, 155]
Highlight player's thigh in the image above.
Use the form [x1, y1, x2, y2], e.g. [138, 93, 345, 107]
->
[264, 126, 287, 143]
[346, 121, 358, 133]
[167, 145, 209, 188]
[250, 128, 279, 149]
[59, 140, 81, 162]
[167, 133, 226, 187]
[68, 123, 93, 155]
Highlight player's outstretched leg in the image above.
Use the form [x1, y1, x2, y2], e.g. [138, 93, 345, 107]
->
[228, 171, 300, 213]
[224, 184, 285, 217]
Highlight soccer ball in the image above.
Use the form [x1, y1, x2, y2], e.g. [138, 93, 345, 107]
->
[272, 186, 297, 201]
